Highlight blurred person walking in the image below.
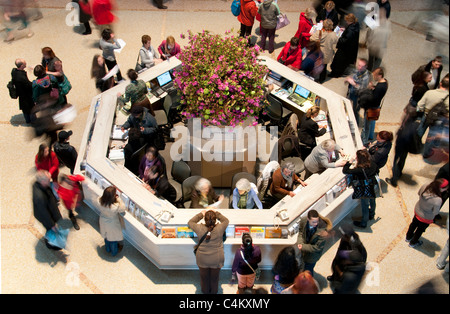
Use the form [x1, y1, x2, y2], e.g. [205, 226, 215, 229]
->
[365, 8, 391, 71]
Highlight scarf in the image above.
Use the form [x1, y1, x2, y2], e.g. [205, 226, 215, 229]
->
[281, 170, 294, 189]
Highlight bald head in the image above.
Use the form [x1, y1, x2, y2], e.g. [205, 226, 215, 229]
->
[15, 59, 26, 70]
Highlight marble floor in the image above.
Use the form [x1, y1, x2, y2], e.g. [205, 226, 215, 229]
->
[0, 1, 448, 295]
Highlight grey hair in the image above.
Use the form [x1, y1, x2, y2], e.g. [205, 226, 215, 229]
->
[235, 178, 251, 192]
[195, 178, 212, 192]
[321, 139, 336, 151]
[281, 162, 296, 172]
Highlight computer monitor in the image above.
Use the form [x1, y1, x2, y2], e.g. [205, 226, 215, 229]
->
[157, 71, 172, 87]
[294, 85, 310, 99]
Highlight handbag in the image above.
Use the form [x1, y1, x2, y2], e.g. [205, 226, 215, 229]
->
[135, 48, 148, 72]
[276, 13, 290, 30]
[350, 169, 376, 199]
[231, 0, 241, 17]
[240, 250, 261, 280]
[366, 108, 381, 121]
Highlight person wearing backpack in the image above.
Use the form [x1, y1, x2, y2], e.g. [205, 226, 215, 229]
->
[10, 59, 34, 124]
[417, 75, 449, 138]
[237, 0, 258, 39]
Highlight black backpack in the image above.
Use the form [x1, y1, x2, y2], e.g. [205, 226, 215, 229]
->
[425, 95, 449, 126]
[7, 80, 18, 99]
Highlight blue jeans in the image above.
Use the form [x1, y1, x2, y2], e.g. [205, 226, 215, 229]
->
[361, 114, 376, 145]
[360, 198, 376, 225]
[105, 239, 119, 256]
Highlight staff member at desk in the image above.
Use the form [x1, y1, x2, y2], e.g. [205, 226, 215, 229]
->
[298, 106, 327, 160]
[277, 37, 303, 71]
[190, 178, 225, 209]
[121, 106, 158, 146]
[232, 178, 263, 209]
[304, 139, 347, 179]
[270, 162, 307, 200]
[143, 165, 177, 203]
[117, 69, 155, 116]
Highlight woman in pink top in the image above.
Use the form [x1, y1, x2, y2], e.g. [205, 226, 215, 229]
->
[158, 36, 181, 60]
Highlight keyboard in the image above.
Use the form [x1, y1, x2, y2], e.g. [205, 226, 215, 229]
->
[152, 87, 165, 97]
[162, 81, 175, 92]
[287, 93, 306, 106]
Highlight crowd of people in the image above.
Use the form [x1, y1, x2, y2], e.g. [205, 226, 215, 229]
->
[4, 0, 449, 294]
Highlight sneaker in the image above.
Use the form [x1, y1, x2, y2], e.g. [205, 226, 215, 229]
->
[405, 237, 412, 242]
[409, 240, 423, 248]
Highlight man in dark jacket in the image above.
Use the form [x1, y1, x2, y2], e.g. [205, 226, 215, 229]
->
[121, 106, 158, 146]
[32, 170, 62, 249]
[11, 59, 34, 124]
[297, 209, 333, 277]
[53, 130, 78, 174]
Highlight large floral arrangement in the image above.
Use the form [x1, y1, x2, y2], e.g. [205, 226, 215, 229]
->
[173, 30, 269, 127]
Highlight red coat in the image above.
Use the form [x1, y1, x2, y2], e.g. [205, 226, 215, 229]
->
[35, 151, 59, 182]
[79, 0, 116, 25]
[277, 42, 302, 70]
[294, 12, 314, 48]
[238, 0, 258, 26]
[58, 175, 85, 211]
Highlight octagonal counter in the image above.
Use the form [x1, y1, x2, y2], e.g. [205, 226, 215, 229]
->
[75, 56, 363, 269]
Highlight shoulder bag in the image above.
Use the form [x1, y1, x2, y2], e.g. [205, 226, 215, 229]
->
[240, 250, 261, 280]
[193, 231, 208, 255]
[350, 169, 376, 199]
[135, 48, 146, 72]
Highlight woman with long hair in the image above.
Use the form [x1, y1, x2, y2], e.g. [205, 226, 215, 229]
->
[231, 233, 262, 293]
[406, 178, 449, 248]
[98, 185, 126, 256]
[343, 149, 378, 228]
[188, 209, 229, 294]
[91, 54, 115, 92]
[271, 246, 300, 294]
[35, 143, 59, 183]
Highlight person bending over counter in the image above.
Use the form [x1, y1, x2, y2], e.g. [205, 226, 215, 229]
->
[277, 37, 303, 71]
[121, 106, 158, 146]
[270, 162, 307, 201]
[190, 178, 224, 209]
[232, 178, 263, 209]
[304, 139, 347, 179]
[117, 69, 155, 115]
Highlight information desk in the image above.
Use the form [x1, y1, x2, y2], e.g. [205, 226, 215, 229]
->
[75, 56, 363, 269]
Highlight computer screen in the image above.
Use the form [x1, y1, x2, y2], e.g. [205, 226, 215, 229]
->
[294, 85, 310, 99]
[157, 71, 172, 87]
